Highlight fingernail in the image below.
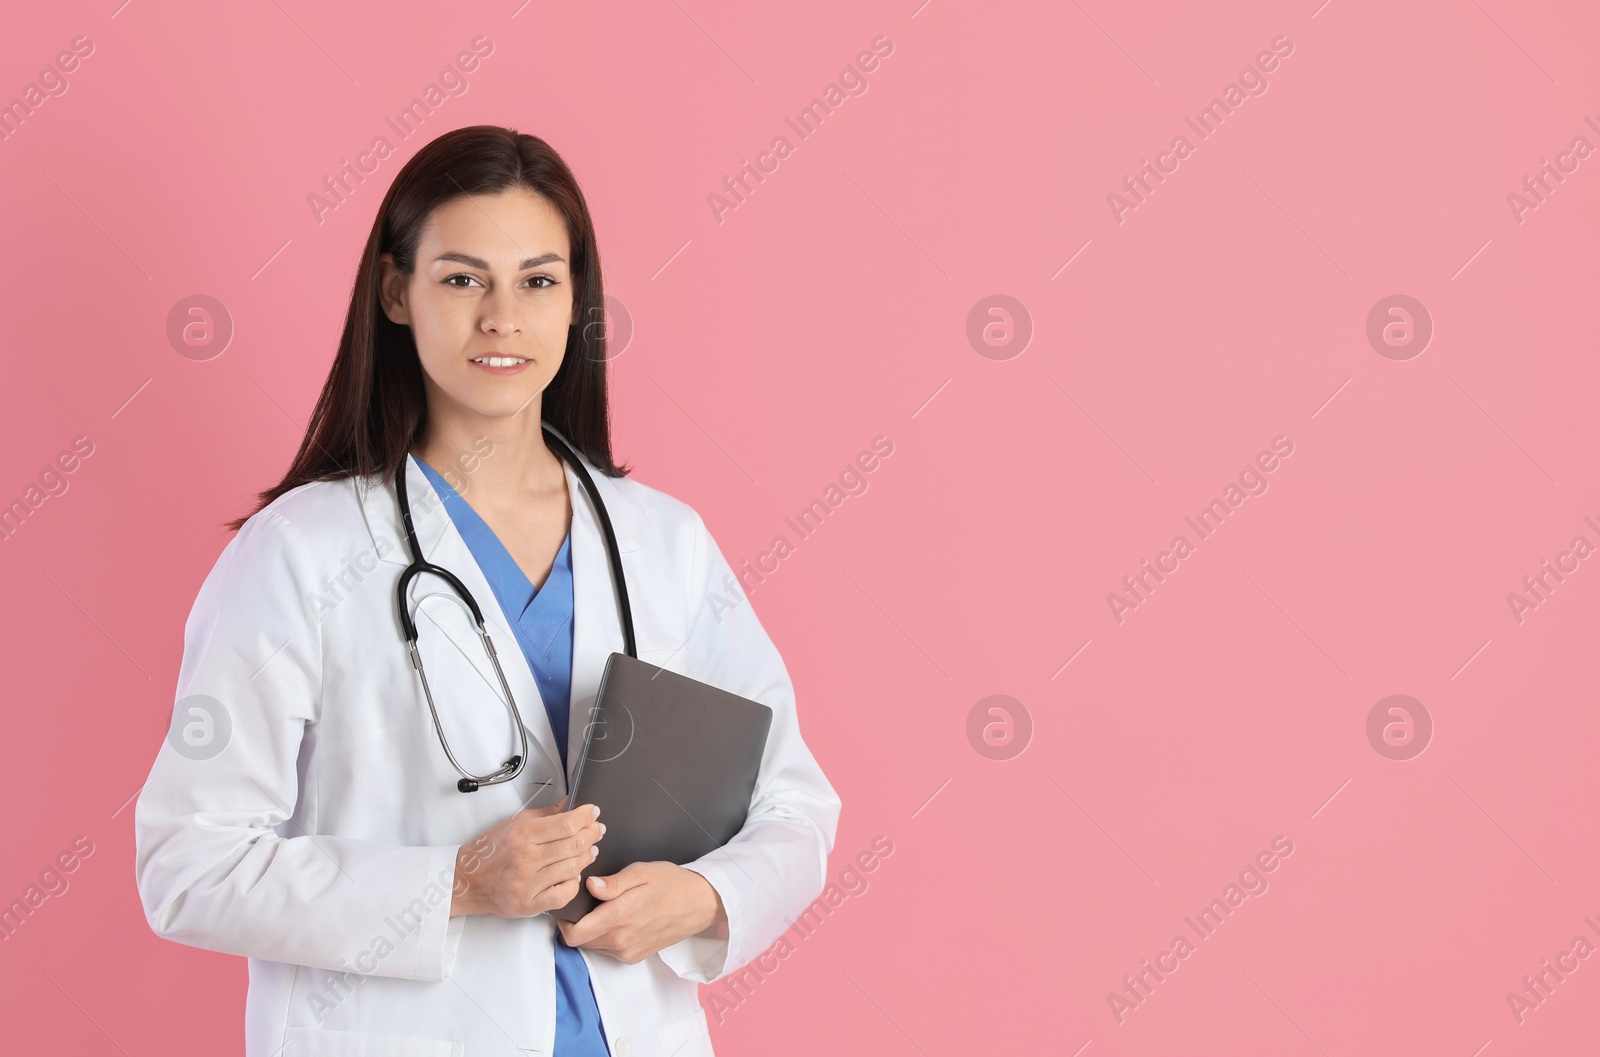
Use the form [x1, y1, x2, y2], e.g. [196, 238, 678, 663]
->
[598, 823, 606, 836]
[593, 877, 606, 888]
[591, 805, 601, 820]
[591, 845, 599, 857]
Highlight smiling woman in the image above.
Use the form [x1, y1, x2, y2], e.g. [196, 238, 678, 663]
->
[135, 125, 841, 1057]
[372, 186, 592, 587]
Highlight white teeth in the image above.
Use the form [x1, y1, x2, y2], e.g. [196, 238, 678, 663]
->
[474, 356, 526, 367]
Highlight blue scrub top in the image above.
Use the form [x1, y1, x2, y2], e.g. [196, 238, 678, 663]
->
[417, 459, 610, 1057]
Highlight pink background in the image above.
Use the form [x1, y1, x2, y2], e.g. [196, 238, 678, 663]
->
[3, 0, 1599, 1053]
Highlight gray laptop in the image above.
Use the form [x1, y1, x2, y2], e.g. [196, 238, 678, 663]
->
[550, 652, 773, 922]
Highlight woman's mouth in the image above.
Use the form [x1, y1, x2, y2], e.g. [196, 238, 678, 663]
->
[470, 355, 530, 375]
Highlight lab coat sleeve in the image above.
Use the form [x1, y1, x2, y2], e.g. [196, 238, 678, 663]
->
[656, 511, 842, 984]
[133, 505, 467, 983]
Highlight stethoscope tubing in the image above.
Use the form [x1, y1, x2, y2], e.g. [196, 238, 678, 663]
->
[393, 424, 635, 791]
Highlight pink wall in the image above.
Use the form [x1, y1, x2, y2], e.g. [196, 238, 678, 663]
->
[3, 0, 1599, 1053]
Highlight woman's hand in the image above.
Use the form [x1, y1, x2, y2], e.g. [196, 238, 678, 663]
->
[556, 862, 728, 964]
[450, 799, 604, 918]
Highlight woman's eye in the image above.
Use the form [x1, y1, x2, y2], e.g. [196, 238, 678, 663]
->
[527, 275, 556, 289]
[444, 274, 479, 289]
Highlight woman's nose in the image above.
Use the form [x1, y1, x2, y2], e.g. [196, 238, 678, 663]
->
[481, 287, 524, 334]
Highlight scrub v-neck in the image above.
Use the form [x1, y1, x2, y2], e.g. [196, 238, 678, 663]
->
[414, 457, 578, 769]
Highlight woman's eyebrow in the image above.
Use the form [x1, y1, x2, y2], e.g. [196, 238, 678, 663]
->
[433, 251, 566, 269]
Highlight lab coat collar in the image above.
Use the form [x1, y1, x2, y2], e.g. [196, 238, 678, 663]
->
[354, 435, 638, 796]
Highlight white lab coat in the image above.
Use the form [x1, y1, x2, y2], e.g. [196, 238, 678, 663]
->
[134, 440, 841, 1057]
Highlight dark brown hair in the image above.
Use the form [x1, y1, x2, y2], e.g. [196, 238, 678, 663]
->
[231, 124, 627, 530]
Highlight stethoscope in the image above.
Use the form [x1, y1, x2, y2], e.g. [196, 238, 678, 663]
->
[395, 424, 636, 793]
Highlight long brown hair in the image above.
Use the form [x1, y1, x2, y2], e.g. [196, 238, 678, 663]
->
[231, 124, 627, 530]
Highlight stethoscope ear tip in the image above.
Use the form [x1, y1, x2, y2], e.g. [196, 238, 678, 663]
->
[455, 755, 522, 793]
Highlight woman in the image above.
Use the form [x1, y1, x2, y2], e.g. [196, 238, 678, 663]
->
[134, 125, 840, 1057]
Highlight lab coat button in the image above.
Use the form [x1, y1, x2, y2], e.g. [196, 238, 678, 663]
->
[614, 1037, 630, 1056]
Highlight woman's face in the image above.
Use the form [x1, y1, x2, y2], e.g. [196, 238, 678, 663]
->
[378, 187, 576, 426]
